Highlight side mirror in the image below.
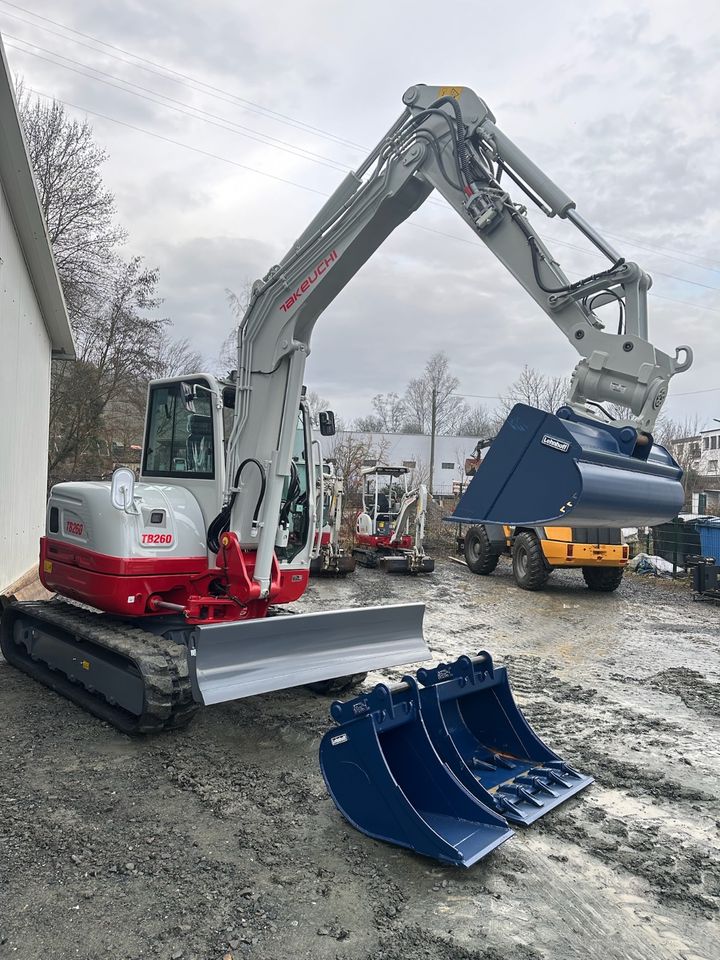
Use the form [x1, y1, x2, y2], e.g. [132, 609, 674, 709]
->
[180, 381, 196, 413]
[110, 467, 136, 511]
[318, 410, 336, 436]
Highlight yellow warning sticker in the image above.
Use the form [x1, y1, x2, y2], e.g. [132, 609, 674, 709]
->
[81, 660, 91, 671]
[438, 86, 463, 100]
[43, 560, 53, 574]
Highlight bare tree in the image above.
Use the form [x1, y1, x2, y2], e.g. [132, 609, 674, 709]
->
[48, 258, 168, 483]
[218, 281, 254, 375]
[654, 413, 706, 507]
[152, 337, 205, 379]
[19, 90, 197, 484]
[304, 389, 333, 426]
[456, 403, 499, 438]
[18, 90, 125, 311]
[357, 393, 408, 432]
[327, 432, 388, 509]
[404, 352, 468, 435]
[500, 365, 569, 414]
[354, 413, 385, 432]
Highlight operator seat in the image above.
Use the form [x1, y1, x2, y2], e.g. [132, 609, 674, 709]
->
[187, 414, 213, 473]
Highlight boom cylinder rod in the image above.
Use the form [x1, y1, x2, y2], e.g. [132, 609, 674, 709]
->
[566, 209, 622, 264]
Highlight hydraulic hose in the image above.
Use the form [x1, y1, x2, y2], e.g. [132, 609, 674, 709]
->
[207, 458, 266, 554]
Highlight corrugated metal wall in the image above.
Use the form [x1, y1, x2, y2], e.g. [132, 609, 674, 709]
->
[0, 182, 51, 591]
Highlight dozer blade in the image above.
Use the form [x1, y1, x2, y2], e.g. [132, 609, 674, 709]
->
[416, 653, 593, 825]
[380, 555, 435, 575]
[188, 603, 428, 705]
[320, 677, 514, 866]
[450, 403, 684, 528]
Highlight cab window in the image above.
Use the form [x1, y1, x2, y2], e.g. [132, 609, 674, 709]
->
[143, 381, 215, 478]
[276, 409, 310, 562]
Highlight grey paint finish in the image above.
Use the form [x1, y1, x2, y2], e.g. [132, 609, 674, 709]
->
[189, 602, 428, 704]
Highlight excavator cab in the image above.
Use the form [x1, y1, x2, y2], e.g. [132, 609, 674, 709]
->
[451, 404, 684, 530]
[359, 467, 411, 538]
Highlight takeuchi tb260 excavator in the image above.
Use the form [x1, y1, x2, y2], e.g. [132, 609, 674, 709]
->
[1, 84, 692, 733]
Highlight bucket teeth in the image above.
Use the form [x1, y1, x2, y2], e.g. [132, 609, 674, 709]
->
[531, 765, 573, 787]
[515, 775, 559, 797]
[498, 784, 546, 808]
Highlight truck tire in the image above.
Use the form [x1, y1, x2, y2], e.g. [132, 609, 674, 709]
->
[512, 531, 550, 591]
[464, 525, 500, 575]
[582, 566, 624, 592]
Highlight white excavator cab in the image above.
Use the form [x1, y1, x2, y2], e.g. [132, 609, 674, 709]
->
[361, 466, 411, 537]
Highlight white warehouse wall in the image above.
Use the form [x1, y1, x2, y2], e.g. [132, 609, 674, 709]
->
[0, 182, 51, 591]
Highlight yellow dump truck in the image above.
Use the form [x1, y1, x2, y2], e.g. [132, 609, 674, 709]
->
[458, 524, 628, 592]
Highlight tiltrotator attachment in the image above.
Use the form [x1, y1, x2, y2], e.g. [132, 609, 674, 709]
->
[319, 677, 513, 867]
[450, 403, 684, 528]
[416, 652, 593, 825]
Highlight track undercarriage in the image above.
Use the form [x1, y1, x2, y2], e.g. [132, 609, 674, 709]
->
[352, 546, 435, 574]
[0, 601, 199, 733]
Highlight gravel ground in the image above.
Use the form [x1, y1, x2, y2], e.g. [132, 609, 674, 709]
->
[1, 559, 718, 960]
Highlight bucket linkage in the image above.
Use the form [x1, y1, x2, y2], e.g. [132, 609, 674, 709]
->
[319, 652, 592, 865]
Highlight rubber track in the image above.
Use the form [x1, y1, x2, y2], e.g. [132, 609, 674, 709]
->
[0, 601, 199, 734]
[352, 547, 379, 568]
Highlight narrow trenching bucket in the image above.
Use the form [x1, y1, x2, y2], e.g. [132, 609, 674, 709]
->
[188, 603, 428, 705]
[450, 403, 684, 528]
[416, 653, 593, 826]
[319, 678, 514, 866]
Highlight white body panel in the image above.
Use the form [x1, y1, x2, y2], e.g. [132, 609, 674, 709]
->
[46, 481, 207, 560]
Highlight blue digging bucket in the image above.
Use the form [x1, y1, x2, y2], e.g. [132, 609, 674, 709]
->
[450, 403, 684, 528]
[319, 677, 513, 867]
[416, 653, 593, 826]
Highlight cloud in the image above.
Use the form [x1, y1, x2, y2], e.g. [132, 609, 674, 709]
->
[3, 0, 718, 426]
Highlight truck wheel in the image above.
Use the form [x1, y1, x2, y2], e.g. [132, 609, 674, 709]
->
[512, 532, 550, 591]
[582, 566, 624, 592]
[464, 525, 500, 575]
[305, 673, 368, 695]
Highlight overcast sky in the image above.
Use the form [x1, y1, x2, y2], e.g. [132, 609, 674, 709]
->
[2, 0, 719, 427]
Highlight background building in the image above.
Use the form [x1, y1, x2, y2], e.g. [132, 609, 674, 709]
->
[0, 35, 74, 593]
[321, 430, 481, 498]
[671, 425, 720, 514]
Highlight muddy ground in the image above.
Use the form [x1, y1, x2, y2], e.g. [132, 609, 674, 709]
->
[1, 559, 718, 960]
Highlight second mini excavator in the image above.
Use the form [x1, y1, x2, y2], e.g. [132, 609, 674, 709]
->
[309, 454, 356, 577]
[2, 83, 691, 732]
[353, 466, 434, 573]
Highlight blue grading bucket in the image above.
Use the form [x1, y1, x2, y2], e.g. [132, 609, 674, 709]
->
[450, 404, 684, 528]
[319, 677, 513, 867]
[416, 653, 593, 826]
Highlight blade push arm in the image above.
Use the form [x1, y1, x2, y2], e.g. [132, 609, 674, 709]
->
[228, 84, 692, 595]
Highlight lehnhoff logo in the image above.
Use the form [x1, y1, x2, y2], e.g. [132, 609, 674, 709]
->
[541, 434, 571, 453]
